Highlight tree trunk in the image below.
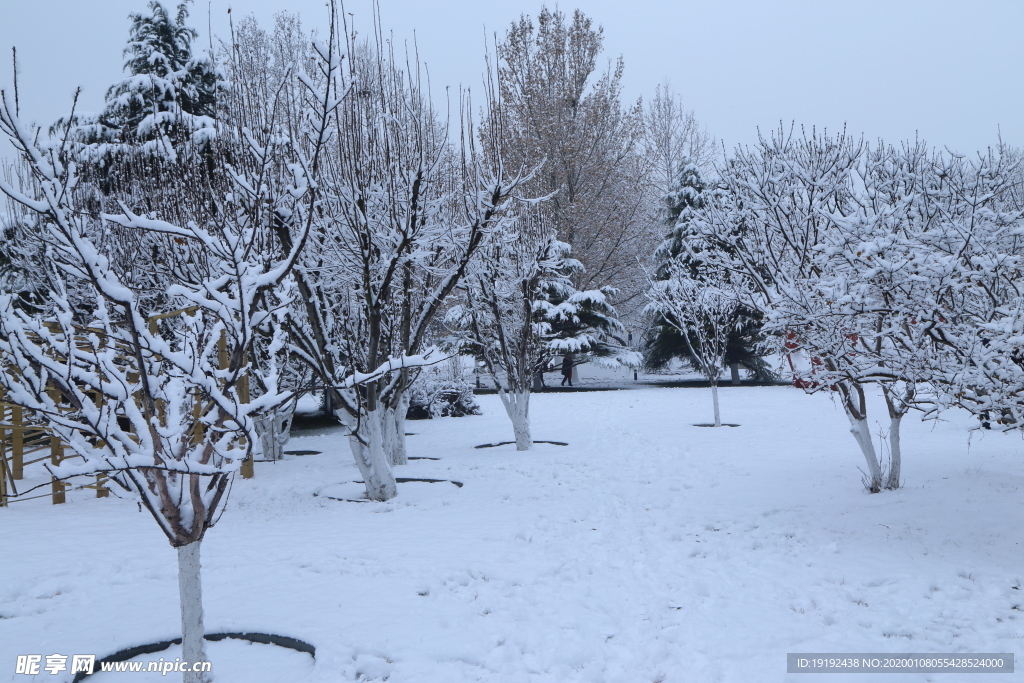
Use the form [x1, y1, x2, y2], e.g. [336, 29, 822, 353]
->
[837, 381, 883, 493]
[730, 362, 740, 385]
[711, 382, 721, 427]
[383, 401, 409, 467]
[393, 393, 409, 465]
[882, 383, 913, 491]
[885, 414, 902, 490]
[382, 406, 399, 467]
[499, 390, 533, 451]
[344, 408, 398, 501]
[322, 388, 333, 417]
[177, 542, 210, 683]
[846, 410, 882, 493]
[256, 404, 293, 462]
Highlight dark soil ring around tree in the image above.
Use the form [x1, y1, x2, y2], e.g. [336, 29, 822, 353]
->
[314, 478, 464, 503]
[408, 456, 440, 461]
[474, 440, 569, 449]
[375, 477, 464, 488]
[72, 632, 315, 682]
[692, 423, 741, 428]
[284, 450, 322, 456]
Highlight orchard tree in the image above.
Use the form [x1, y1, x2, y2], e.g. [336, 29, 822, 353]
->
[219, 11, 319, 461]
[276, 9, 524, 500]
[685, 127, 902, 490]
[0, 12, 334, 676]
[646, 267, 743, 427]
[684, 126, 1024, 491]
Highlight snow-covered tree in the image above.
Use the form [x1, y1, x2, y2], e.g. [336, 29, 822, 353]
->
[448, 210, 635, 450]
[790, 139, 1021, 488]
[684, 127, 906, 490]
[0, 19, 333, 675]
[645, 159, 771, 383]
[217, 11, 321, 464]
[646, 267, 743, 427]
[684, 126, 1024, 491]
[84, 0, 222, 153]
[279, 10, 523, 500]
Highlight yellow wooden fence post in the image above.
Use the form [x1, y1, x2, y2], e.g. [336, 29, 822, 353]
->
[239, 357, 253, 479]
[93, 391, 108, 498]
[47, 384, 66, 505]
[50, 434, 65, 504]
[220, 333, 254, 479]
[12, 404, 23, 480]
[0, 405, 7, 508]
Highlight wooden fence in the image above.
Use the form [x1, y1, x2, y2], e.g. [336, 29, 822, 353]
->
[0, 394, 110, 506]
[0, 314, 254, 508]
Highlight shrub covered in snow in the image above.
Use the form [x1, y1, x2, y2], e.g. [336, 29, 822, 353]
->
[406, 377, 481, 420]
[406, 357, 481, 420]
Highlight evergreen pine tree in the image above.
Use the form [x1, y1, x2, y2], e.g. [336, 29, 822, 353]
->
[654, 157, 706, 280]
[535, 248, 633, 370]
[645, 159, 774, 381]
[0, 218, 45, 313]
[75, 0, 222, 152]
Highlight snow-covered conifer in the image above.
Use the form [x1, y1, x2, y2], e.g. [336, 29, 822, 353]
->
[66, 0, 223, 164]
[448, 209, 636, 449]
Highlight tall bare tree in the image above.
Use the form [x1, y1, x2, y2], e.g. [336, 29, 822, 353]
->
[491, 7, 649, 313]
[642, 81, 714, 204]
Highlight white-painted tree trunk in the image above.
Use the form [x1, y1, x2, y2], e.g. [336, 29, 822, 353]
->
[394, 394, 408, 463]
[255, 404, 294, 462]
[177, 542, 210, 683]
[383, 394, 409, 467]
[885, 414, 902, 490]
[846, 411, 883, 493]
[382, 407, 400, 467]
[881, 383, 913, 491]
[499, 390, 532, 451]
[711, 383, 721, 427]
[344, 408, 398, 501]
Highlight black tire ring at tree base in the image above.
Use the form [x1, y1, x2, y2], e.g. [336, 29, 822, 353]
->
[474, 440, 568, 448]
[314, 478, 465, 502]
[71, 632, 315, 681]
[357, 478, 464, 488]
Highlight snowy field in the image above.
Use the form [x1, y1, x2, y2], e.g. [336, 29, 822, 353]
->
[2, 385, 1023, 682]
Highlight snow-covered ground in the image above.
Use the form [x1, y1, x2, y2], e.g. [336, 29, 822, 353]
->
[2, 385, 1023, 682]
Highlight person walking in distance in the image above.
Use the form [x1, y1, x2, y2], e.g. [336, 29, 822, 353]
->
[560, 354, 573, 387]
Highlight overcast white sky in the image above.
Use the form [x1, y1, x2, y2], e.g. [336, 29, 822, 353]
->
[1, 0, 1022, 160]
